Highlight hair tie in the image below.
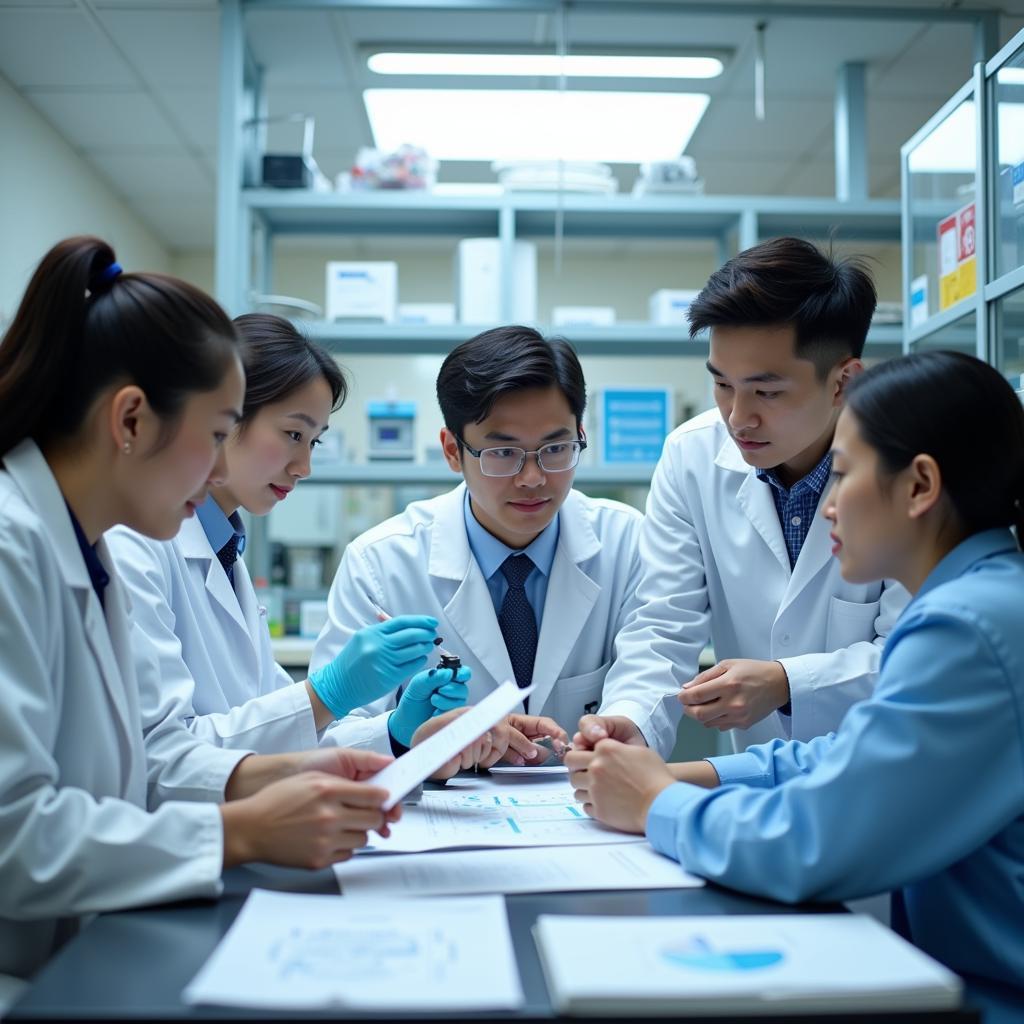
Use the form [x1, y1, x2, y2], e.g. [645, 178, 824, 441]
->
[98, 262, 122, 285]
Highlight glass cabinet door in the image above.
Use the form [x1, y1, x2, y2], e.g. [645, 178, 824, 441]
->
[993, 50, 1024, 281]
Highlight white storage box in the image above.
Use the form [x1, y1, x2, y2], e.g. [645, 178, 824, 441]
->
[396, 302, 456, 325]
[649, 288, 699, 326]
[325, 261, 397, 322]
[552, 306, 616, 327]
[455, 238, 536, 324]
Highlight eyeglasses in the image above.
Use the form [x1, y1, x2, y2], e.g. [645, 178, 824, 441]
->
[457, 437, 587, 477]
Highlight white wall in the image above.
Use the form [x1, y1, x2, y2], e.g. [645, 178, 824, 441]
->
[0, 73, 169, 328]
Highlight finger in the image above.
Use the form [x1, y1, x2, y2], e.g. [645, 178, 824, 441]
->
[378, 615, 438, 635]
[388, 637, 438, 661]
[334, 829, 372, 852]
[324, 781, 392, 809]
[431, 693, 467, 713]
[453, 666, 472, 683]
[336, 807, 389, 831]
[683, 662, 729, 688]
[679, 682, 723, 706]
[434, 682, 469, 700]
[577, 715, 609, 748]
[563, 750, 593, 772]
[506, 726, 542, 761]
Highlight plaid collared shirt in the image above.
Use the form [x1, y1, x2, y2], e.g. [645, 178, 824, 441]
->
[755, 451, 834, 569]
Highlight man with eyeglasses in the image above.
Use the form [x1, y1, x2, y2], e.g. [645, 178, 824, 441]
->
[310, 325, 647, 769]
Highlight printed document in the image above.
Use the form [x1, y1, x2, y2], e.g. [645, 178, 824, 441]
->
[362, 781, 645, 852]
[533, 913, 962, 1015]
[183, 890, 523, 1011]
[335, 842, 704, 896]
[370, 680, 533, 808]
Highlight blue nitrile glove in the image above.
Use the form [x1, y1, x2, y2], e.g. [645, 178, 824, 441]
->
[388, 665, 472, 748]
[308, 615, 439, 719]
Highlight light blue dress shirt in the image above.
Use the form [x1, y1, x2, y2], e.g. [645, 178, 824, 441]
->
[195, 496, 246, 570]
[646, 528, 1024, 1016]
[462, 490, 559, 629]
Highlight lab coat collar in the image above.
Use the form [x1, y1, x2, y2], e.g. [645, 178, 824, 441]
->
[177, 513, 252, 639]
[914, 528, 1019, 603]
[2, 440, 136, 782]
[3, 439, 92, 593]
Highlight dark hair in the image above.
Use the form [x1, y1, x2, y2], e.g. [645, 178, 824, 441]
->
[846, 350, 1024, 543]
[232, 314, 347, 427]
[688, 236, 877, 378]
[436, 325, 586, 441]
[0, 236, 238, 457]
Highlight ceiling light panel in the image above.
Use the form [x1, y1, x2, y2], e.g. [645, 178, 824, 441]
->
[367, 52, 724, 79]
[363, 89, 710, 163]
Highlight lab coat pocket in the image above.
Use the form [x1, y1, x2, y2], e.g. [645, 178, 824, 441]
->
[826, 596, 881, 650]
[546, 662, 611, 728]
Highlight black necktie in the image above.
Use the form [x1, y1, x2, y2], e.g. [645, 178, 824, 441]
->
[217, 533, 240, 585]
[498, 554, 538, 707]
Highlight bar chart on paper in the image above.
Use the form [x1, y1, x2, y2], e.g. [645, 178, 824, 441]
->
[366, 783, 645, 852]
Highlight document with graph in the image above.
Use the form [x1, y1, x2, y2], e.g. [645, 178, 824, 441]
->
[183, 890, 523, 1011]
[361, 781, 644, 853]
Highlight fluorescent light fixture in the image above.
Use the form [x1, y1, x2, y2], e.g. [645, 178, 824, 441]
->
[368, 52, 724, 79]
[997, 67, 1024, 84]
[363, 89, 709, 163]
[909, 98, 1024, 171]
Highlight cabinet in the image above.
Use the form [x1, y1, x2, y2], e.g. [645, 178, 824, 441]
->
[901, 22, 1024, 375]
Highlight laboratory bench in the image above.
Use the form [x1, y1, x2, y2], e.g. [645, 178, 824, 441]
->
[10, 861, 980, 1023]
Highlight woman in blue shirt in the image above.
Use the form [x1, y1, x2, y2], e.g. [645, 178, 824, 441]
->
[568, 350, 1024, 1017]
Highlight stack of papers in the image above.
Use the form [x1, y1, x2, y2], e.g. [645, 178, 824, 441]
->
[533, 914, 963, 1015]
[184, 890, 523, 1011]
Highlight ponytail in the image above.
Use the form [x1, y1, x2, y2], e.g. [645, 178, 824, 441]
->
[0, 236, 238, 458]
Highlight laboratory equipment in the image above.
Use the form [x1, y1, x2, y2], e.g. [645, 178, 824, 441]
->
[367, 400, 416, 460]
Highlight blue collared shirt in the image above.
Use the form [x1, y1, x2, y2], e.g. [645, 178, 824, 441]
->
[195, 495, 246, 584]
[646, 528, 1024, 1014]
[66, 503, 109, 609]
[755, 451, 833, 567]
[463, 489, 559, 629]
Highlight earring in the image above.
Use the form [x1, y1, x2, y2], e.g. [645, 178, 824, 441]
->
[122, 441, 132, 455]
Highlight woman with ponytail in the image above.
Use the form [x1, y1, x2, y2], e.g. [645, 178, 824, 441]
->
[570, 351, 1024, 1020]
[0, 239, 399, 985]
[106, 313, 460, 756]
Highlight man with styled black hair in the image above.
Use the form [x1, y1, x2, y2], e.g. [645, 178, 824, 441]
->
[578, 237, 909, 758]
[311, 325, 650, 766]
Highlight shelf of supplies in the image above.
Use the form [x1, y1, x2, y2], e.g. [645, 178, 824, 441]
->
[301, 321, 904, 357]
[305, 463, 657, 487]
[243, 190, 902, 241]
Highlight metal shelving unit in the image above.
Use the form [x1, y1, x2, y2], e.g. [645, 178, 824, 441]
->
[900, 23, 1024, 375]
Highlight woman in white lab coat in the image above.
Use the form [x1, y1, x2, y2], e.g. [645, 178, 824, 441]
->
[0, 238, 400, 985]
[107, 314, 467, 758]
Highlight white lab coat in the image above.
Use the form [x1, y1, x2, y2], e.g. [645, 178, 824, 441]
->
[107, 518, 319, 754]
[312, 484, 645, 754]
[599, 409, 910, 756]
[0, 441, 241, 979]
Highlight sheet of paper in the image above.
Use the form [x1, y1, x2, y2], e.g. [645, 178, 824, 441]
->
[183, 890, 523, 1011]
[336, 842, 703, 896]
[488, 763, 568, 775]
[362, 781, 645, 852]
[370, 680, 533, 808]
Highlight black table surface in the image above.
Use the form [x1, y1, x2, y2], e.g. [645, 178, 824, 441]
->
[10, 859, 980, 1023]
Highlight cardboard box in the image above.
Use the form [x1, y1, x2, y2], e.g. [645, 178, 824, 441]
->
[649, 288, 699, 326]
[325, 261, 397, 322]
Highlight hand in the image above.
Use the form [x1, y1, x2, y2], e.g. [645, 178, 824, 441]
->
[388, 664, 472, 748]
[565, 740, 675, 834]
[220, 772, 401, 870]
[307, 616, 440, 719]
[572, 714, 646, 752]
[679, 658, 790, 731]
[412, 707, 507, 780]
[299, 746, 396, 782]
[501, 714, 568, 766]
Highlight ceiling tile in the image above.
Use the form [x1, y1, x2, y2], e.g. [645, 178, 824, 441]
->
[160, 89, 219, 150]
[26, 89, 177, 149]
[99, 9, 219, 90]
[246, 10, 348, 88]
[0, 8, 135, 88]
